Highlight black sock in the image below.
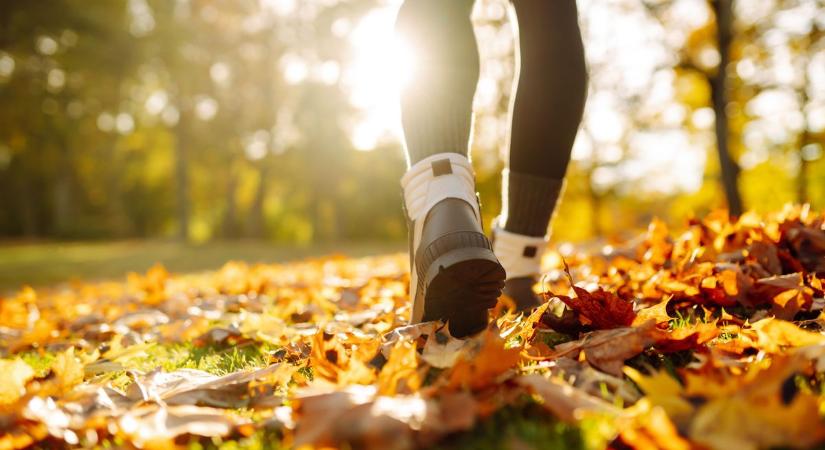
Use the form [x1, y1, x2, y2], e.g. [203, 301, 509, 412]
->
[502, 170, 565, 237]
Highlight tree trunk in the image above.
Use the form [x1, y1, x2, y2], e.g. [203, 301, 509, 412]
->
[16, 173, 38, 237]
[53, 150, 72, 236]
[104, 135, 130, 237]
[174, 114, 190, 241]
[221, 167, 238, 239]
[710, 0, 744, 216]
[797, 131, 810, 205]
[796, 23, 819, 206]
[248, 164, 268, 239]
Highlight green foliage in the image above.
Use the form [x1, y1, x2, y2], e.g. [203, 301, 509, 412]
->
[432, 400, 588, 450]
[18, 351, 56, 377]
[0, 0, 822, 243]
[187, 431, 284, 450]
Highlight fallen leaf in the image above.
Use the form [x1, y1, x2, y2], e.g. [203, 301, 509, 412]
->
[543, 320, 658, 376]
[0, 359, 35, 405]
[118, 404, 241, 446]
[419, 328, 465, 369]
[554, 261, 636, 329]
[444, 325, 521, 390]
[515, 374, 618, 422]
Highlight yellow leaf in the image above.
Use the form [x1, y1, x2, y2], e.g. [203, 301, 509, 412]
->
[51, 348, 84, 390]
[633, 296, 672, 326]
[690, 392, 825, 450]
[376, 341, 420, 395]
[0, 359, 35, 405]
[623, 367, 693, 428]
[620, 400, 693, 450]
[446, 326, 520, 390]
[751, 318, 825, 353]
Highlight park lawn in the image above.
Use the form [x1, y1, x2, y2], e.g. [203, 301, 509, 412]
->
[16, 341, 597, 450]
[0, 240, 403, 293]
[2, 206, 825, 450]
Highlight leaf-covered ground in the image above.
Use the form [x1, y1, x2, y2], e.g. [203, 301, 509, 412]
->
[1, 205, 824, 450]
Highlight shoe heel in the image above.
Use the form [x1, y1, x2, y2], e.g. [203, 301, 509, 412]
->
[418, 233, 506, 337]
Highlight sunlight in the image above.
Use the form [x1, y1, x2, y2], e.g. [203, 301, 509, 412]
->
[344, 6, 416, 151]
[259, 0, 296, 16]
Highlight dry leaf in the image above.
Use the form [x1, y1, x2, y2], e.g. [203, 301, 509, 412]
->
[516, 374, 618, 422]
[0, 359, 35, 406]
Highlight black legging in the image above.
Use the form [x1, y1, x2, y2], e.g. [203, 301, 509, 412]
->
[395, 0, 587, 178]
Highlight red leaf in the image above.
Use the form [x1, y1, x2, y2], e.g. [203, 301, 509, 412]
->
[555, 260, 636, 330]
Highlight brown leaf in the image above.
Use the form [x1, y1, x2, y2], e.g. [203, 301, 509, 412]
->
[118, 404, 241, 446]
[515, 374, 618, 422]
[124, 364, 290, 409]
[545, 320, 658, 376]
[292, 386, 419, 450]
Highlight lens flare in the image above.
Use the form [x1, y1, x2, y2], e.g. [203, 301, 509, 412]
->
[345, 7, 417, 151]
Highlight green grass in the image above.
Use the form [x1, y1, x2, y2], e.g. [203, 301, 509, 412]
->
[0, 239, 403, 293]
[123, 342, 273, 374]
[432, 399, 597, 450]
[187, 431, 284, 450]
[18, 350, 57, 376]
[87, 341, 278, 391]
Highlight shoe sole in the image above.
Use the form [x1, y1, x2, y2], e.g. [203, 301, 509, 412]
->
[420, 245, 506, 337]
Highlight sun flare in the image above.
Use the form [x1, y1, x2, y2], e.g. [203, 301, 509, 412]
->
[346, 6, 416, 151]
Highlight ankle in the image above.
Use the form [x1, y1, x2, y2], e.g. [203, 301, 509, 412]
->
[501, 170, 565, 237]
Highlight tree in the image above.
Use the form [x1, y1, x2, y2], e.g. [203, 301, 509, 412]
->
[710, 0, 744, 216]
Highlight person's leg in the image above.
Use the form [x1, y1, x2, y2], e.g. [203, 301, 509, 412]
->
[396, 0, 478, 165]
[494, 0, 588, 310]
[396, 0, 505, 337]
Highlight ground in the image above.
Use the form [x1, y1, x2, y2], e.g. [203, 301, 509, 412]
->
[1, 205, 824, 450]
[0, 240, 403, 292]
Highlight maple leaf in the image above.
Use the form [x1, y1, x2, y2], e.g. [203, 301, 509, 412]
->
[654, 320, 720, 353]
[553, 260, 636, 330]
[632, 296, 672, 326]
[748, 317, 825, 353]
[629, 354, 825, 450]
[754, 273, 814, 319]
[443, 325, 521, 391]
[543, 320, 659, 376]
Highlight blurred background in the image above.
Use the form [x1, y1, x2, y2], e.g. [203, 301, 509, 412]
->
[0, 0, 823, 287]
